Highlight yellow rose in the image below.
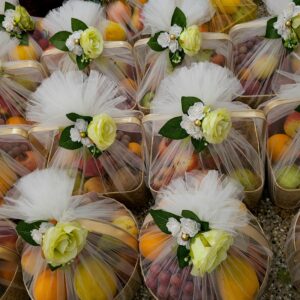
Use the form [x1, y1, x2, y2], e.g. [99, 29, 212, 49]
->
[80, 27, 104, 59]
[202, 108, 231, 144]
[42, 222, 88, 267]
[87, 113, 117, 151]
[179, 25, 202, 57]
[190, 230, 233, 277]
[14, 5, 35, 31]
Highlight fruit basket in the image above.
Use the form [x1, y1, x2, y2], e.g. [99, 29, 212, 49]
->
[0, 168, 140, 300]
[39, 0, 137, 109]
[263, 94, 300, 209]
[134, 33, 233, 113]
[205, 0, 257, 33]
[27, 71, 148, 209]
[134, 0, 221, 113]
[143, 62, 266, 208]
[140, 171, 272, 300]
[230, 0, 300, 108]
[286, 210, 300, 291]
[0, 219, 29, 300]
[0, 126, 46, 202]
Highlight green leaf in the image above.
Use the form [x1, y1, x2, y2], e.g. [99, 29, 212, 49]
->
[147, 31, 166, 52]
[169, 50, 185, 68]
[191, 138, 207, 153]
[159, 116, 189, 140]
[48, 264, 62, 271]
[16, 220, 45, 246]
[149, 209, 180, 234]
[19, 33, 29, 46]
[0, 14, 4, 26]
[71, 18, 88, 32]
[200, 221, 210, 232]
[88, 145, 102, 158]
[66, 113, 92, 123]
[181, 96, 203, 114]
[265, 17, 281, 39]
[177, 245, 190, 268]
[49, 31, 72, 51]
[181, 210, 201, 223]
[4, 2, 15, 11]
[76, 55, 90, 70]
[59, 126, 83, 150]
[171, 7, 186, 28]
[296, 105, 300, 112]
[294, 0, 300, 5]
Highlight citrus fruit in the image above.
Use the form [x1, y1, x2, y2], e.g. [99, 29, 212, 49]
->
[267, 134, 292, 162]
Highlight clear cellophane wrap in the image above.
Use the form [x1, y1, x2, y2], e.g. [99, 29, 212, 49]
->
[261, 78, 300, 208]
[26, 71, 147, 208]
[140, 171, 272, 300]
[0, 32, 46, 124]
[144, 62, 265, 208]
[204, 0, 257, 33]
[0, 219, 30, 300]
[41, 0, 137, 109]
[0, 126, 46, 201]
[135, 0, 223, 113]
[0, 168, 140, 300]
[135, 34, 233, 113]
[286, 211, 300, 291]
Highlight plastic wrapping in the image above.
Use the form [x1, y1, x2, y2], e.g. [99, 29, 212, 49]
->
[0, 126, 46, 201]
[0, 168, 140, 300]
[140, 171, 272, 300]
[0, 219, 29, 299]
[135, 0, 233, 113]
[205, 0, 257, 33]
[230, 0, 300, 108]
[262, 78, 300, 209]
[41, 0, 137, 109]
[27, 71, 147, 209]
[286, 210, 300, 291]
[143, 62, 265, 208]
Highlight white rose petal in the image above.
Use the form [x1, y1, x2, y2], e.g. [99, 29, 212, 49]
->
[157, 32, 170, 48]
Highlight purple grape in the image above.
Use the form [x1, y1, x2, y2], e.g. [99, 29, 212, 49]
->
[157, 286, 169, 299]
[150, 263, 161, 275]
[145, 276, 157, 291]
[183, 281, 194, 295]
[182, 294, 193, 300]
[170, 274, 182, 287]
[158, 271, 171, 285]
[169, 286, 179, 298]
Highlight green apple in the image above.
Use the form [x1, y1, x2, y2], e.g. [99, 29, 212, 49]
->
[276, 165, 300, 189]
[231, 168, 260, 191]
[140, 91, 155, 109]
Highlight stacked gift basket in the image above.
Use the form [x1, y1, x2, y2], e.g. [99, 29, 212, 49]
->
[0, 0, 300, 299]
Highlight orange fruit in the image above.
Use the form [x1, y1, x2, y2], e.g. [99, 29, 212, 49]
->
[267, 134, 292, 162]
[0, 160, 18, 197]
[213, 0, 241, 14]
[10, 44, 38, 61]
[0, 261, 17, 282]
[199, 23, 209, 32]
[6, 116, 27, 125]
[139, 229, 170, 261]
[217, 255, 259, 300]
[21, 248, 41, 275]
[128, 142, 142, 156]
[34, 269, 66, 300]
[104, 21, 127, 41]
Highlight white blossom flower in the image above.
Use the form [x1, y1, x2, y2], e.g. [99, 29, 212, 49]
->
[166, 217, 200, 248]
[274, 2, 300, 40]
[180, 114, 203, 140]
[31, 229, 43, 245]
[66, 30, 83, 56]
[75, 119, 88, 132]
[187, 102, 205, 121]
[157, 24, 182, 53]
[39, 222, 54, 234]
[70, 118, 92, 146]
[70, 127, 82, 143]
[2, 10, 16, 33]
[81, 137, 93, 147]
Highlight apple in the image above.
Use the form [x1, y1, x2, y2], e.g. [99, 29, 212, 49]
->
[276, 165, 300, 189]
[16, 151, 38, 171]
[79, 158, 104, 178]
[112, 215, 138, 237]
[284, 111, 300, 138]
[231, 168, 260, 191]
[83, 177, 109, 193]
[106, 1, 131, 24]
[251, 54, 279, 80]
[140, 91, 155, 109]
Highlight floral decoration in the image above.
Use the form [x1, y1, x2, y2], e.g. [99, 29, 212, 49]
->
[147, 7, 202, 67]
[59, 112, 117, 158]
[0, 1, 35, 45]
[159, 96, 231, 152]
[150, 209, 233, 275]
[49, 18, 104, 70]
